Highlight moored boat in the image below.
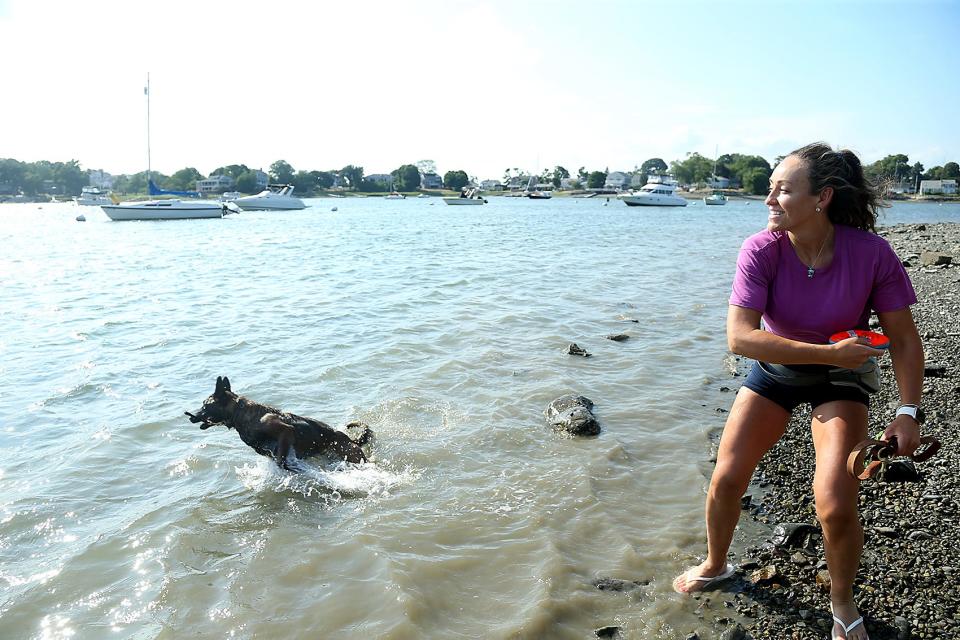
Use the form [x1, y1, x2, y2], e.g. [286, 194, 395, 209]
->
[619, 179, 688, 207]
[704, 191, 728, 205]
[75, 186, 113, 206]
[233, 184, 305, 210]
[101, 200, 229, 221]
[443, 188, 487, 205]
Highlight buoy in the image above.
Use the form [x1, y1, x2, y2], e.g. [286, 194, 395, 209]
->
[331, 207, 337, 211]
[76, 214, 86, 222]
[828, 329, 889, 349]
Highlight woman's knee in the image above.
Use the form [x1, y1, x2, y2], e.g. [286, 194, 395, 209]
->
[709, 468, 751, 502]
[815, 494, 860, 534]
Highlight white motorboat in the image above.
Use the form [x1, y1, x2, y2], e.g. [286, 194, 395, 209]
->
[443, 188, 487, 205]
[704, 191, 728, 206]
[220, 191, 241, 202]
[233, 184, 306, 210]
[75, 186, 113, 206]
[101, 200, 229, 221]
[384, 191, 406, 200]
[619, 181, 688, 207]
[527, 190, 552, 199]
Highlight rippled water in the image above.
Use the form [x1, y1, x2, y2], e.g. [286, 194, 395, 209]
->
[1, 197, 958, 639]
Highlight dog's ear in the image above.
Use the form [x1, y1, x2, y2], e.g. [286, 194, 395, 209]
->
[215, 376, 224, 395]
[222, 377, 231, 392]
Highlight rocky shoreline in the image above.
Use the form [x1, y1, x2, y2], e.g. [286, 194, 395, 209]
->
[700, 223, 960, 640]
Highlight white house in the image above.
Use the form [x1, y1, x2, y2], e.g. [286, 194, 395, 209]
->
[480, 179, 503, 191]
[197, 174, 235, 194]
[254, 170, 269, 190]
[88, 169, 114, 189]
[919, 179, 958, 195]
[420, 172, 443, 189]
[707, 175, 731, 189]
[604, 171, 633, 190]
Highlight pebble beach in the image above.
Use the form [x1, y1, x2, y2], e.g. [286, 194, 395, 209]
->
[702, 222, 960, 640]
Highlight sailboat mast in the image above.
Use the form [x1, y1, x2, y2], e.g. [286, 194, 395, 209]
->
[145, 73, 151, 184]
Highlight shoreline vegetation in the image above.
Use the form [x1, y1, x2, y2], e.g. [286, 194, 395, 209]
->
[688, 222, 959, 640]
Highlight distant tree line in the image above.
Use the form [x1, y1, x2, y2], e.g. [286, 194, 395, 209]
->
[3, 151, 957, 198]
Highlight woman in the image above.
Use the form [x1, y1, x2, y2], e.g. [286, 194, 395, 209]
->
[673, 143, 924, 640]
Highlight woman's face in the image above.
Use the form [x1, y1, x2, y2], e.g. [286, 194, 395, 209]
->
[765, 155, 821, 233]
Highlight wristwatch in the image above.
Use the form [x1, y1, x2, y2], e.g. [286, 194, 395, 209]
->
[895, 404, 925, 425]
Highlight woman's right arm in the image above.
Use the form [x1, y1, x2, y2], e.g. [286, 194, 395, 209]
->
[726, 305, 880, 368]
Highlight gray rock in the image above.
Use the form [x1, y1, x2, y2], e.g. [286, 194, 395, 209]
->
[545, 394, 601, 436]
[567, 342, 591, 357]
[595, 626, 621, 638]
[920, 251, 952, 266]
[604, 333, 630, 342]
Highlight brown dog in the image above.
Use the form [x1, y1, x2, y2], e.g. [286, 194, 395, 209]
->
[186, 376, 371, 471]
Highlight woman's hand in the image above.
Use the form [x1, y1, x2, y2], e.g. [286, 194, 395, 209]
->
[828, 336, 883, 369]
[882, 415, 922, 456]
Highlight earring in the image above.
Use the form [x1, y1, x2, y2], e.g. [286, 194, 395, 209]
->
[816, 207, 821, 212]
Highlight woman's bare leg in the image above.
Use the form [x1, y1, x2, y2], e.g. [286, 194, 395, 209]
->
[811, 400, 869, 640]
[674, 387, 790, 592]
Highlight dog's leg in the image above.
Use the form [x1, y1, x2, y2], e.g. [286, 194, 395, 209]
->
[260, 414, 298, 471]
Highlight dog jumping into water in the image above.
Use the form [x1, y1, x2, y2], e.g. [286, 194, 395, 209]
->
[186, 376, 371, 471]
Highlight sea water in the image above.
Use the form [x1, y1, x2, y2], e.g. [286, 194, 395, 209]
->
[1, 198, 957, 639]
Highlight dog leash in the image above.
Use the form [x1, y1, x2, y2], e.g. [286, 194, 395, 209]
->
[846, 435, 941, 481]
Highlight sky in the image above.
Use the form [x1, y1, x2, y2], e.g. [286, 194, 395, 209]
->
[1, 0, 958, 181]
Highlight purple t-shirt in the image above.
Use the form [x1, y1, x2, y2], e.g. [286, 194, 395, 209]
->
[729, 225, 917, 344]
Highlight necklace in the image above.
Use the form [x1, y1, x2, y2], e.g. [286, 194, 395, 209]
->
[797, 228, 832, 278]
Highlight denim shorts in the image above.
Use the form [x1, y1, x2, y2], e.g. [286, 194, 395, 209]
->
[743, 361, 870, 413]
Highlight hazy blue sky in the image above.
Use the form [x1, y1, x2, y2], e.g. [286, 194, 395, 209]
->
[1, 0, 957, 180]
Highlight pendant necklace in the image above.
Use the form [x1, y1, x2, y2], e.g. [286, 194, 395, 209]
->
[803, 228, 832, 278]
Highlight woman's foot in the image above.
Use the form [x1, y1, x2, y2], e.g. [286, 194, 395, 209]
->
[831, 601, 868, 639]
[672, 561, 735, 593]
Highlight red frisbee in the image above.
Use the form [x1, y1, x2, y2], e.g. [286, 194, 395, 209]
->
[829, 329, 890, 350]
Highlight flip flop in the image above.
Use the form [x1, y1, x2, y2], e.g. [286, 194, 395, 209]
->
[831, 604, 865, 639]
[847, 435, 941, 480]
[673, 562, 736, 593]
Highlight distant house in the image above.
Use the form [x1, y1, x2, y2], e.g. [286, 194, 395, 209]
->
[560, 177, 580, 190]
[604, 171, 632, 190]
[88, 170, 114, 189]
[919, 179, 958, 195]
[420, 172, 443, 189]
[480, 179, 503, 191]
[707, 175, 731, 189]
[253, 170, 269, 190]
[365, 173, 393, 187]
[197, 174, 235, 194]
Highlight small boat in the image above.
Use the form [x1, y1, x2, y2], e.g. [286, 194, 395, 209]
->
[384, 191, 406, 200]
[101, 200, 231, 221]
[220, 191, 241, 202]
[233, 184, 306, 210]
[704, 191, 728, 206]
[527, 190, 553, 199]
[619, 180, 688, 207]
[75, 186, 113, 206]
[443, 188, 487, 205]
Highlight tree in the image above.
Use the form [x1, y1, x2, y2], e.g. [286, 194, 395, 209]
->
[742, 168, 770, 195]
[415, 160, 437, 175]
[235, 170, 259, 193]
[942, 162, 960, 179]
[551, 165, 569, 188]
[291, 170, 319, 196]
[925, 166, 943, 180]
[210, 164, 250, 180]
[669, 153, 714, 185]
[167, 167, 204, 191]
[587, 170, 607, 189]
[639, 158, 668, 179]
[577, 166, 588, 180]
[392, 164, 421, 191]
[339, 165, 364, 190]
[269, 160, 295, 184]
[443, 170, 469, 191]
[868, 154, 910, 181]
[311, 170, 335, 189]
[909, 162, 924, 186]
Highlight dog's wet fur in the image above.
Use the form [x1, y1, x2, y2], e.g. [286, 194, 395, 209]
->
[186, 377, 371, 470]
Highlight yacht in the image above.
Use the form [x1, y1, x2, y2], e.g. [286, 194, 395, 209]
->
[443, 188, 487, 205]
[75, 186, 113, 206]
[233, 184, 306, 210]
[619, 180, 688, 207]
[384, 191, 406, 200]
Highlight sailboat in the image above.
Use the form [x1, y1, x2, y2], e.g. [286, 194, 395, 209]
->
[704, 146, 728, 206]
[101, 74, 230, 221]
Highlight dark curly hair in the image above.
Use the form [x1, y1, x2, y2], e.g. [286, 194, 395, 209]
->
[787, 142, 887, 233]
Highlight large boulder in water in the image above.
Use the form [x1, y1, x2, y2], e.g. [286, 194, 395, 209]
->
[545, 394, 601, 436]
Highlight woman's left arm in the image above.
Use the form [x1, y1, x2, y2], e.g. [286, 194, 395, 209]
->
[877, 307, 924, 455]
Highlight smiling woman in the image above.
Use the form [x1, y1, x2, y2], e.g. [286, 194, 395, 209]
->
[676, 142, 924, 640]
